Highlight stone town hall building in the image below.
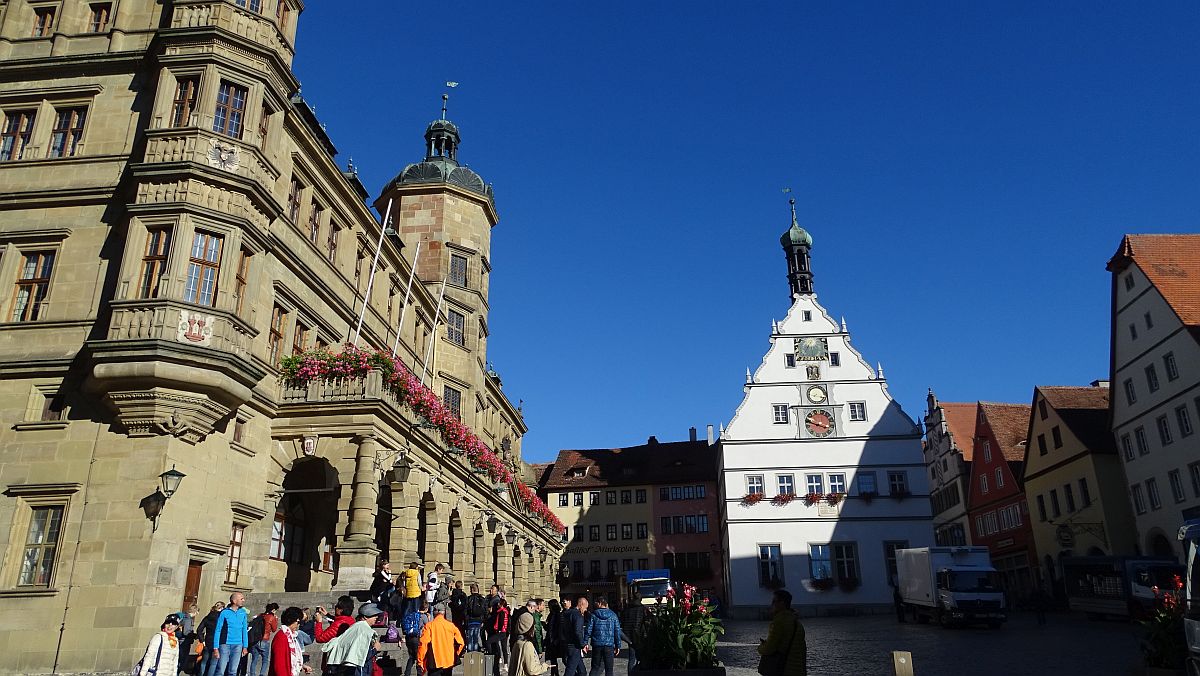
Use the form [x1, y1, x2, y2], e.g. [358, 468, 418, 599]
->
[0, 2, 562, 673]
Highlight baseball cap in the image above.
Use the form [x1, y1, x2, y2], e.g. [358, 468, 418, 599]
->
[358, 603, 383, 618]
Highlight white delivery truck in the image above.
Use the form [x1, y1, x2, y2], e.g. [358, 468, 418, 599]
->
[896, 546, 1006, 628]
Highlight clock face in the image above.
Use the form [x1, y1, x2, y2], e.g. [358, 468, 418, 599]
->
[805, 409, 835, 438]
[794, 337, 829, 361]
[807, 386, 827, 404]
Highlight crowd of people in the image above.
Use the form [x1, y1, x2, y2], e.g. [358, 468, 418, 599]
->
[132, 559, 647, 676]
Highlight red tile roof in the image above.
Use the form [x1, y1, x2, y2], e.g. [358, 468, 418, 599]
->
[979, 402, 1032, 462]
[941, 402, 979, 461]
[1039, 386, 1109, 412]
[540, 439, 719, 490]
[1109, 234, 1200, 326]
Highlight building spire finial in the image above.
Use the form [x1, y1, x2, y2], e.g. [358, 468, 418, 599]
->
[441, 81, 459, 121]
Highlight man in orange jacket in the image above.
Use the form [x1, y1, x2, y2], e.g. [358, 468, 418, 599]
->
[416, 606, 465, 676]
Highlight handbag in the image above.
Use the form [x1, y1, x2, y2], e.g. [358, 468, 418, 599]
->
[131, 633, 165, 676]
[756, 614, 797, 676]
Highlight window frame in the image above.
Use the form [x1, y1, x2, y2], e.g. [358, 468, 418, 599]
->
[0, 109, 37, 161]
[443, 385, 462, 420]
[772, 404, 789, 425]
[777, 473, 795, 496]
[31, 5, 56, 37]
[1146, 364, 1160, 393]
[12, 492, 71, 589]
[225, 523, 245, 584]
[1168, 469, 1186, 503]
[605, 524, 616, 541]
[138, 228, 172, 299]
[746, 474, 764, 494]
[759, 544, 783, 585]
[48, 106, 86, 158]
[212, 80, 250, 139]
[182, 230, 223, 307]
[1164, 352, 1179, 381]
[268, 304, 288, 364]
[446, 308, 466, 347]
[170, 75, 201, 127]
[848, 401, 867, 422]
[1157, 415, 1173, 446]
[449, 254, 468, 287]
[11, 250, 56, 322]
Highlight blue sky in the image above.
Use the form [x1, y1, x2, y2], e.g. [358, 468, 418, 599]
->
[293, 2, 1200, 463]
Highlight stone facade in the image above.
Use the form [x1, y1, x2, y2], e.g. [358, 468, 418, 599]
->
[0, 2, 561, 674]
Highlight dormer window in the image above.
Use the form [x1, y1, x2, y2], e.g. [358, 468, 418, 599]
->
[568, 467, 588, 479]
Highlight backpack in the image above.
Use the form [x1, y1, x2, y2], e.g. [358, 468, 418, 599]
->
[465, 595, 486, 620]
[384, 621, 400, 643]
[434, 583, 451, 608]
[248, 614, 266, 643]
[402, 611, 422, 637]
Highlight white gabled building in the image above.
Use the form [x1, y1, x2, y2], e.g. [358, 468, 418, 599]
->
[718, 201, 933, 616]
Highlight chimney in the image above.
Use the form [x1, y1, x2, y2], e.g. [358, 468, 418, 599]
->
[647, 435, 658, 445]
[689, 427, 697, 442]
[1090, 379, 1110, 388]
[707, 424, 714, 445]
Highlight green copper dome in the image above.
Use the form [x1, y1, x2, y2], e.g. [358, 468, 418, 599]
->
[781, 221, 812, 247]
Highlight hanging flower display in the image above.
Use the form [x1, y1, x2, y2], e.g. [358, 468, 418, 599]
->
[280, 345, 565, 533]
[803, 492, 823, 506]
[825, 492, 844, 505]
[771, 493, 797, 506]
[741, 492, 765, 506]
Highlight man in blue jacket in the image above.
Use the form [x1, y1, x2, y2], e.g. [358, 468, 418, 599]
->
[207, 592, 250, 676]
[583, 596, 620, 676]
[559, 596, 588, 676]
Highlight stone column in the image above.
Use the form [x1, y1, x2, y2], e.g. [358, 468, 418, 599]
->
[423, 501, 449, 568]
[494, 536, 513, 592]
[451, 512, 472, 586]
[512, 543, 527, 600]
[473, 524, 492, 588]
[335, 434, 381, 591]
[389, 472, 422, 565]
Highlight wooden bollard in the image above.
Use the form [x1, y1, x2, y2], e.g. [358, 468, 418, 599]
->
[893, 650, 914, 676]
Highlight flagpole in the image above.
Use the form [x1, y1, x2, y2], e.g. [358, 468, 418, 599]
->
[419, 279, 446, 387]
[352, 198, 391, 348]
[391, 239, 422, 358]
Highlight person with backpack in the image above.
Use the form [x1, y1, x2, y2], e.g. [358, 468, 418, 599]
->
[195, 601, 225, 676]
[431, 571, 451, 614]
[248, 603, 279, 676]
[133, 614, 181, 676]
[463, 583, 488, 652]
[486, 597, 511, 676]
[399, 562, 423, 619]
[401, 599, 432, 676]
[449, 580, 467, 632]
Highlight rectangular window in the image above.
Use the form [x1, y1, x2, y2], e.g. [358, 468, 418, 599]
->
[888, 471, 908, 496]
[1125, 273, 1135, 291]
[588, 525, 600, 541]
[1157, 415, 1173, 446]
[1, 110, 36, 161]
[1131, 484, 1146, 514]
[1037, 434, 1047, 456]
[857, 472, 877, 494]
[1124, 379, 1137, 406]
[848, 402, 867, 421]
[326, 225, 339, 263]
[684, 515, 697, 533]
[1064, 483, 1076, 512]
[1146, 364, 1160, 393]
[1177, 406, 1194, 437]
[1121, 434, 1134, 461]
[605, 524, 616, 541]
[291, 322, 308, 356]
[670, 486, 682, 500]
[268, 305, 287, 363]
[183, 231, 222, 306]
[832, 543, 858, 581]
[32, 6, 55, 37]
[447, 309, 465, 346]
[1038, 399, 1048, 420]
[1146, 478, 1161, 510]
[621, 490, 632, 504]
[589, 491, 599, 506]
[621, 523, 633, 540]
[235, 0, 263, 12]
[828, 473, 846, 494]
[809, 544, 831, 580]
[1036, 495, 1047, 522]
[18, 505, 65, 586]
[1050, 489, 1061, 518]
[233, 249, 251, 315]
[606, 490, 616, 505]
[784, 353, 795, 368]
[1130, 323, 1138, 340]
[759, 544, 783, 585]
[449, 254, 468, 286]
[1189, 462, 1200, 499]
[139, 229, 171, 299]
[829, 352, 840, 367]
[443, 385, 461, 420]
[287, 176, 303, 222]
[621, 559, 633, 572]
[805, 474, 823, 495]
[170, 76, 200, 127]
[660, 517, 671, 535]
[589, 560, 600, 577]
[673, 516, 684, 534]
[1169, 470, 1186, 503]
[225, 523, 244, 584]
[696, 484, 706, 498]
[12, 251, 55, 322]
[1164, 352, 1179, 381]
[698, 514, 709, 533]
[980, 474, 988, 494]
[772, 404, 789, 424]
[778, 474, 795, 495]
[48, 107, 86, 158]
[308, 204, 323, 245]
[1051, 426, 1063, 449]
[802, 310, 812, 321]
[995, 468, 1005, 488]
[1135, 427, 1149, 455]
[636, 523, 647, 539]
[558, 493, 567, 507]
[635, 489, 647, 503]
[212, 81, 248, 138]
[637, 558, 648, 570]
[257, 100, 270, 145]
[746, 475, 764, 494]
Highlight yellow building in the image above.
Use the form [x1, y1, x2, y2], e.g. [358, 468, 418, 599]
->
[0, 2, 561, 673]
[1023, 384, 1138, 587]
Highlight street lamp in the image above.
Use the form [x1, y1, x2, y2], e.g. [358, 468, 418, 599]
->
[142, 465, 187, 531]
[523, 540, 533, 556]
[505, 530, 517, 546]
[393, 451, 413, 485]
[159, 465, 186, 498]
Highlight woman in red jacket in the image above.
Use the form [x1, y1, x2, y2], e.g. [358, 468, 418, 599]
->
[269, 607, 312, 676]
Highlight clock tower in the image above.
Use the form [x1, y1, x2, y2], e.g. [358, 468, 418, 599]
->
[717, 201, 933, 616]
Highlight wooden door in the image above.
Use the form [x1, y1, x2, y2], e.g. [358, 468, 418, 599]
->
[182, 560, 203, 611]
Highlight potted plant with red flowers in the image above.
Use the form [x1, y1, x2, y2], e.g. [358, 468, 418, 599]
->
[889, 488, 911, 501]
[631, 583, 725, 675]
[1140, 575, 1186, 675]
[741, 492, 765, 506]
[825, 492, 843, 506]
[771, 493, 797, 506]
[803, 492, 823, 506]
[810, 576, 836, 591]
[860, 490, 877, 504]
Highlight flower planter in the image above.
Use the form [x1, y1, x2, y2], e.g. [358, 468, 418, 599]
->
[741, 493, 765, 506]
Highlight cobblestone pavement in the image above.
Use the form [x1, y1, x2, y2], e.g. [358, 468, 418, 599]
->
[716, 611, 1144, 676]
[367, 611, 1143, 676]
